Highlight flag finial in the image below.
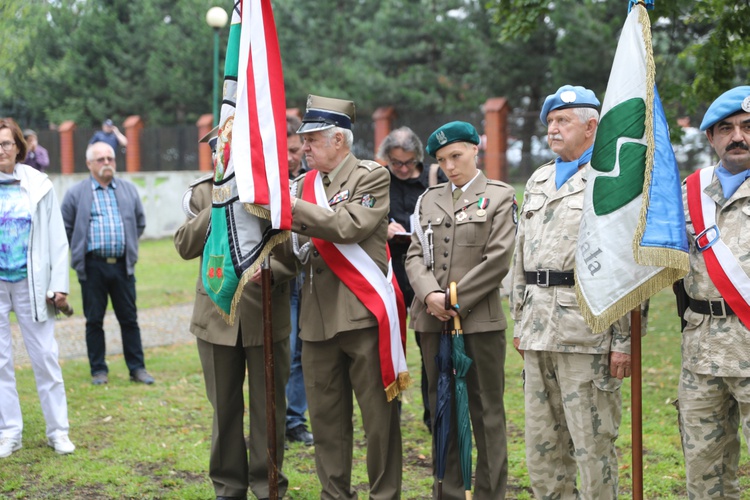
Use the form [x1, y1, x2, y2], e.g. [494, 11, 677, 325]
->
[628, 0, 654, 12]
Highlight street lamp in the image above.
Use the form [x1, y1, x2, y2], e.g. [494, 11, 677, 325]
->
[206, 6, 229, 127]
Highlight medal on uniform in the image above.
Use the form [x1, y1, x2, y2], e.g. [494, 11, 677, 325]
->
[476, 197, 489, 217]
[361, 194, 376, 207]
[328, 189, 350, 206]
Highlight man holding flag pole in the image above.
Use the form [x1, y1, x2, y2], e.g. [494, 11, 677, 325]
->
[677, 85, 750, 499]
[287, 94, 408, 499]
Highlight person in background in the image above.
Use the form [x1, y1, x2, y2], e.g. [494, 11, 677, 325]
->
[406, 120, 516, 499]
[677, 85, 750, 499]
[283, 114, 313, 447]
[377, 125, 446, 433]
[174, 128, 293, 499]
[22, 129, 50, 172]
[510, 85, 631, 499]
[89, 119, 127, 154]
[60, 141, 153, 386]
[0, 117, 75, 458]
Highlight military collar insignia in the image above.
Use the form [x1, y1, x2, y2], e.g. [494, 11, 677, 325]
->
[436, 130, 447, 145]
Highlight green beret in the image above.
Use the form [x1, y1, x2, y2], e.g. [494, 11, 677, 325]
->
[426, 121, 480, 157]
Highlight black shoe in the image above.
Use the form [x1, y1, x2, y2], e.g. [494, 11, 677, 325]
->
[92, 372, 108, 385]
[130, 368, 155, 385]
[286, 425, 314, 446]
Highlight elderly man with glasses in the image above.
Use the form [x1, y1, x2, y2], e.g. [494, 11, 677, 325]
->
[60, 141, 153, 386]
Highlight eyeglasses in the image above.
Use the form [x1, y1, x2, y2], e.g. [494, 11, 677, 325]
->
[389, 158, 418, 169]
[0, 141, 16, 151]
[92, 156, 115, 164]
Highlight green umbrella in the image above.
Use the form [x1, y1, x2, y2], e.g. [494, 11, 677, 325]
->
[449, 282, 473, 499]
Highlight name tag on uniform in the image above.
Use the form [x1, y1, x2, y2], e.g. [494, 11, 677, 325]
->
[329, 190, 350, 206]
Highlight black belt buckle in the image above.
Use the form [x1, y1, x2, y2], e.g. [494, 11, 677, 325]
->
[536, 269, 550, 288]
[710, 300, 727, 318]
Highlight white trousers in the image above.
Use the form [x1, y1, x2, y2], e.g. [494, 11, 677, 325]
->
[0, 278, 70, 440]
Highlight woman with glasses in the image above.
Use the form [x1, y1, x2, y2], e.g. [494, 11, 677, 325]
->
[0, 117, 75, 458]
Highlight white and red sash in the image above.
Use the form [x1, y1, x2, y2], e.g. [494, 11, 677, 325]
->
[301, 170, 409, 401]
[686, 166, 750, 329]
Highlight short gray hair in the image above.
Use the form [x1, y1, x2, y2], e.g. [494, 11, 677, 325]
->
[321, 126, 353, 148]
[377, 126, 424, 163]
[573, 107, 600, 125]
[86, 142, 116, 161]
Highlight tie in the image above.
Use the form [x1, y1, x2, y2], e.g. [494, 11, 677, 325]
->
[452, 187, 463, 204]
[323, 175, 331, 187]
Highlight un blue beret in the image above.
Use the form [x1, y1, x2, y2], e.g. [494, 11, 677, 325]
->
[540, 85, 600, 125]
[699, 86, 750, 131]
[426, 121, 480, 157]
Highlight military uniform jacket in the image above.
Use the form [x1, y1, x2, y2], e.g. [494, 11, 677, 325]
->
[291, 153, 390, 342]
[510, 162, 630, 354]
[173, 177, 292, 347]
[682, 167, 750, 377]
[405, 171, 516, 333]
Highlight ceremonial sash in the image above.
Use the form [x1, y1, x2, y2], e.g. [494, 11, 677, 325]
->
[301, 170, 409, 401]
[686, 167, 750, 329]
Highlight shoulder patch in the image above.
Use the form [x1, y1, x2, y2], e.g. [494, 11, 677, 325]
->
[189, 173, 214, 188]
[357, 160, 384, 172]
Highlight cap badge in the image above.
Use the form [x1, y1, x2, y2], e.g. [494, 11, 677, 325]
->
[306, 95, 313, 109]
[561, 91, 577, 103]
[436, 130, 448, 145]
[743, 95, 750, 113]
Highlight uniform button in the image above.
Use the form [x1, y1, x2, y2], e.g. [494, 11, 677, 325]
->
[313, 250, 319, 257]
[301, 223, 308, 230]
[442, 264, 448, 270]
[444, 251, 449, 257]
[315, 268, 323, 274]
[446, 222, 451, 228]
[525, 212, 533, 219]
[482, 255, 488, 261]
[444, 236, 450, 243]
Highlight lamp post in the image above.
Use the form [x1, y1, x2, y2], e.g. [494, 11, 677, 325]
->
[206, 6, 229, 127]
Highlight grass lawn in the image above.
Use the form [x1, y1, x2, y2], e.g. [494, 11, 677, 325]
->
[3, 238, 750, 498]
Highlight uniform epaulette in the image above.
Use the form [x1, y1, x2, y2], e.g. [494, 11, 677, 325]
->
[189, 172, 214, 187]
[425, 182, 447, 191]
[486, 179, 513, 188]
[357, 159, 384, 172]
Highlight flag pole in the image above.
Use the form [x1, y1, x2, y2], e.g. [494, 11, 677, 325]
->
[630, 306, 643, 499]
[261, 255, 279, 500]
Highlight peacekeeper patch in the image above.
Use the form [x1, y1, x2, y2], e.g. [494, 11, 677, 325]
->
[512, 194, 518, 225]
[329, 190, 350, 206]
[361, 194, 376, 207]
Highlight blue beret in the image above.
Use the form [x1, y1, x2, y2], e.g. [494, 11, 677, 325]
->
[540, 85, 600, 125]
[426, 121, 480, 157]
[699, 86, 750, 131]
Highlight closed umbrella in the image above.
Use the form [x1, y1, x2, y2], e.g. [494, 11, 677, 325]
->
[449, 282, 473, 500]
[434, 288, 453, 500]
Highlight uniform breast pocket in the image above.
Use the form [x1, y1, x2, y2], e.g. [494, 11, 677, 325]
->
[563, 196, 583, 236]
[739, 204, 750, 249]
[456, 217, 484, 247]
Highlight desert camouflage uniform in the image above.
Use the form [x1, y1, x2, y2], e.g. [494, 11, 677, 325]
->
[679, 169, 750, 500]
[510, 162, 630, 500]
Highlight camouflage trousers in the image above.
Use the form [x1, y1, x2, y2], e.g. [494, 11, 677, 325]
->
[524, 350, 622, 500]
[677, 368, 750, 499]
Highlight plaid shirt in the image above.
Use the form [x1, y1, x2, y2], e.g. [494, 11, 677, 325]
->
[87, 178, 125, 258]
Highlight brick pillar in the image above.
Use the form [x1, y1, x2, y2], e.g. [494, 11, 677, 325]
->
[484, 97, 510, 182]
[372, 107, 397, 163]
[123, 115, 143, 173]
[58, 121, 76, 175]
[197, 114, 214, 172]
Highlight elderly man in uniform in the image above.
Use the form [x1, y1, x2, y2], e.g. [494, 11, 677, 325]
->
[406, 121, 517, 499]
[677, 85, 750, 499]
[288, 95, 404, 499]
[173, 128, 294, 500]
[510, 85, 632, 499]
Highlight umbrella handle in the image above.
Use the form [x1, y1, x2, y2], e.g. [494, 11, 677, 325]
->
[449, 282, 462, 331]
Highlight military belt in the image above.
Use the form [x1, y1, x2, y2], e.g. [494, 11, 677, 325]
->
[525, 270, 575, 287]
[688, 297, 735, 318]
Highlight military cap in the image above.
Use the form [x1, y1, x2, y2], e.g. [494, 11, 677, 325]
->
[297, 94, 356, 134]
[199, 124, 219, 152]
[540, 85, 600, 125]
[426, 121, 480, 157]
[699, 85, 750, 131]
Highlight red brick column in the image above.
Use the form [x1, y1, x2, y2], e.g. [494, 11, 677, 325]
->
[372, 107, 397, 164]
[123, 115, 143, 172]
[484, 97, 510, 182]
[197, 114, 214, 172]
[58, 121, 76, 175]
